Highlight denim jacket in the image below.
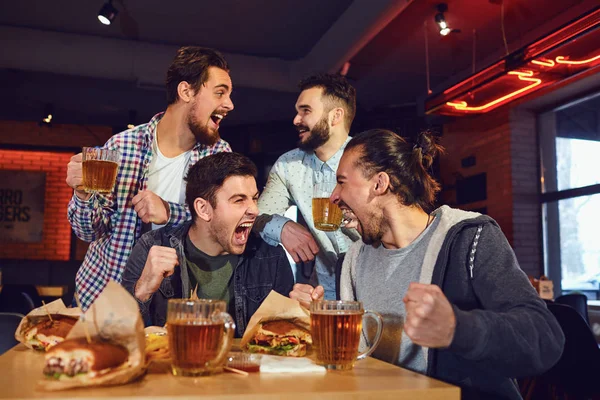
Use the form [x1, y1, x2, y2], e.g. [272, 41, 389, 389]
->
[121, 221, 294, 337]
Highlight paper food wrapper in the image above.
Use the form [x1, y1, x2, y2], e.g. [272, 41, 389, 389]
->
[14, 299, 81, 349]
[240, 290, 311, 350]
[38, 281, 146, 391]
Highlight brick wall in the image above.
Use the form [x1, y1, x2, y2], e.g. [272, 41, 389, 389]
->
[440, 107, 542, 276]
[0, 121, 112, 289]
[0, 149, 73, 260]
[440, 108, 514, 243]
[510, 109, 541, 277]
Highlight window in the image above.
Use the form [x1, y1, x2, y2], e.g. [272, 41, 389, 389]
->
[540, 93, 600, 299]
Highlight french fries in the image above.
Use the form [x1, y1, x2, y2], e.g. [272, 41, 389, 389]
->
[144, 329, 170, 363]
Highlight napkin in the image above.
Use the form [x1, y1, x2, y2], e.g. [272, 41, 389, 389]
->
[260, 354, 326, 373]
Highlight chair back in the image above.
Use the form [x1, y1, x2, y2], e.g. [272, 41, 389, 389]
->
[520, 303, 600, 399]
[0, 284, 42, 315]
[555, 293, 589, 325]
[0, 312, 25, 355]
[546, 303, 600, 397]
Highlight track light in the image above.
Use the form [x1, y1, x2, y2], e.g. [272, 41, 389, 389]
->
[40, 104, 54, 126]
[435, 3, 451, 36]
[98, 0, 118, 26]
[127, 109, 137, 129]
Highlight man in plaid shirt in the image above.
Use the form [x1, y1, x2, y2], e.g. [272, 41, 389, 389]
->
[66, 47, 234, 310]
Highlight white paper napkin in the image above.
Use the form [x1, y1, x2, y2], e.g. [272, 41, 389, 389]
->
[259, 355, 326, 373]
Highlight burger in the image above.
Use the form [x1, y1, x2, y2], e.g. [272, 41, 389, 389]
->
[246, 319, 312, 357]
[43, 337, 129, 380]
[22, 315, 78, 351]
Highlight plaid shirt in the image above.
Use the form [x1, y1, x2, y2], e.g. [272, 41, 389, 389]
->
[68, 112, 231, 310]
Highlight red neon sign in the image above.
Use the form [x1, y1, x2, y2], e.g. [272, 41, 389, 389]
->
[555, 54, 600, 65]
[531, 59, 555, 67]
[446, 71, 542, 112]
[444, 51, 600, 113]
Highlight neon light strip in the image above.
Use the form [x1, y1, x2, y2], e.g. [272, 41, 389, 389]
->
[531, 59, 555, 67]
[442, 60, 505, 94]
[555, 54, 600, 65]
[437, 50, 600, 114]
[446, 71, 542, 112]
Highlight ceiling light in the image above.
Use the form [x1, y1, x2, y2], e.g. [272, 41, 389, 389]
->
[98, 1, 118, 26]
[127, 109, 137, 130]
[40, 104, 54, 126]
[435, 3, 450, 36]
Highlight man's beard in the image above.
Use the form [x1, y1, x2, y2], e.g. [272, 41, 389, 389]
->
[298, 116, 330, 151]
[188, 102, 220, 146]
[357, 212, 384, 246]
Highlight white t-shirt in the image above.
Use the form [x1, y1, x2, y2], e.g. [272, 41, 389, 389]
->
[147, 138, 192, 230]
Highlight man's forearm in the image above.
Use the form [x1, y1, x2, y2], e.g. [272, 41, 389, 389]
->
[134, 280, 154, 302]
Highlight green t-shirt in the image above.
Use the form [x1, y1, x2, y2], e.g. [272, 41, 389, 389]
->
[184, 236, 238, 316]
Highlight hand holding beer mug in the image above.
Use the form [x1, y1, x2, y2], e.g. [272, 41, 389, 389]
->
[312, 179, 343, 231]
[81, 147, 119, 193]
[310, 300, 383, 370]
[167, 299, 235, 376]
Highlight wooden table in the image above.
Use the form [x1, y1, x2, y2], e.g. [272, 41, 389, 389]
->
[0, 344, 459, 400]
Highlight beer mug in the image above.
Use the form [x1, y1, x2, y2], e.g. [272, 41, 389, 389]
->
[310, 300, 383, 370]
[81, 147, 119, 193]
[167, 299, 235, 376]
[312, 179, 343, 231]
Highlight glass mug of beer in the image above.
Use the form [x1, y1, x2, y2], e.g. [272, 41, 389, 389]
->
[312, 179, 343, 231]
[81, 147, 119, 193]
[310, 300, 383, 370]
[166, 299, 236, 377]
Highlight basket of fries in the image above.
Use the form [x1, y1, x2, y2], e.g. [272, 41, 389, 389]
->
[144, 326, 170, 371]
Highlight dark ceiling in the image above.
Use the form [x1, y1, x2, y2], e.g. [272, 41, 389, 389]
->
[0, 0, 598, 130]
[0, 0, 353, 60]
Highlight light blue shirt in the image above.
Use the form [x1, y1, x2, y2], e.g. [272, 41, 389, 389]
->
[254, 138, 360, 299]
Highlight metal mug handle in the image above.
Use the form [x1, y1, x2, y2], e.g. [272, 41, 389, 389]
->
[356, 310, 383, 361]
[208, 311, 236, 369]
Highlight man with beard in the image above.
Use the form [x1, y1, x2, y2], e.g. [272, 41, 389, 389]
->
[122, 152, 294, 336]
[66, 47, 234, 310]
[291, 129, 565, 400]
[253, 73, 360, 300]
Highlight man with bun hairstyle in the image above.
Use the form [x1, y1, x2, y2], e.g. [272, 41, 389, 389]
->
[291, 129, 564, 400]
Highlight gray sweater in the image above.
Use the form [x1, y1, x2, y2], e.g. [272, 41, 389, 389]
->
[340, 206, 565, 400]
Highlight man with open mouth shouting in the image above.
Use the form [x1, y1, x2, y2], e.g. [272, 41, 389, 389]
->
[290, 129, 564, 400]
[122, 152, 294, 337]
[66, 47, 234, 310]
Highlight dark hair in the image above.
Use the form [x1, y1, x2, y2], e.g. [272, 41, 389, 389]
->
[346, 129, 444, 212]
[298, 73, 356, 130]
[166, 46, 230, 105]
[185, 152, 257, 220]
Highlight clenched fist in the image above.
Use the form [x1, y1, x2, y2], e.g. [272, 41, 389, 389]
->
[66, 153, 91, 201]
[132, 190, 170, 224]
[280, 221, 319, 263]
[289, 283, 324, 309]
[403, 283, 456, 348]
[134, 246, 179, 302]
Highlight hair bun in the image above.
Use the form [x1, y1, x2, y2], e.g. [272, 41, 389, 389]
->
[413, 130, 443, 169]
